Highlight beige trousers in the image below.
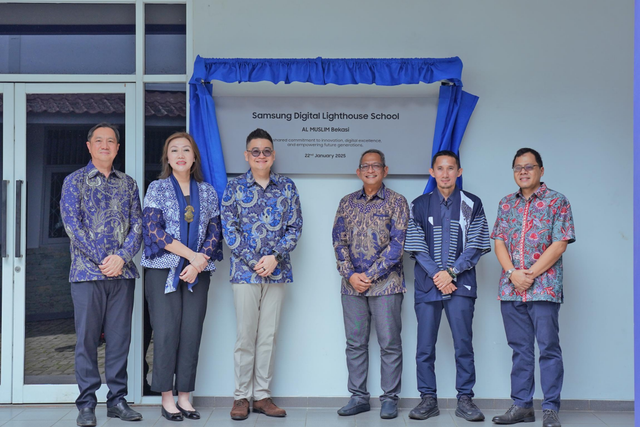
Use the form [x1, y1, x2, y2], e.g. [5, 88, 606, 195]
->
[232, 282, 286, 400]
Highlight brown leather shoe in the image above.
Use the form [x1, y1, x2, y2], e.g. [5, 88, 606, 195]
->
[230, 399, 250, 420]
[253, 398, 287, 417]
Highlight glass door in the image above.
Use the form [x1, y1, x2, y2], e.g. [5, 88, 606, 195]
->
[12, 83, 138, 403]
[0, 84, 15, 403]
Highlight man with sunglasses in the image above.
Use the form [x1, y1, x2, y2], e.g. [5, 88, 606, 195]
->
[221, 128, 303, 421]
[491, 148, 575, 427]
[332, 149, 409, 419]
[405, 150, 490, 422]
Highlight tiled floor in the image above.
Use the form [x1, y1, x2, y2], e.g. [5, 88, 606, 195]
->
[0, 405, 633, 427]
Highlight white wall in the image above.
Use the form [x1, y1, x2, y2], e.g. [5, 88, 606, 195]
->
[191, 0, 634, 401]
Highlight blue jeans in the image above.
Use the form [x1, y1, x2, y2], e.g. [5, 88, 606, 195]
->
[501, 301, 563, 411]
[415, 295, 476, 399]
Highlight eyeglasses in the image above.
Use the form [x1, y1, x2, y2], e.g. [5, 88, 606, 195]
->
[248, 148, 273, 157]
[513, 164, 538, 173]
[359, 163, 384, 171]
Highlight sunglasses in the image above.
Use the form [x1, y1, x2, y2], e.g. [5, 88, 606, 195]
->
[247, 148, 273, 157]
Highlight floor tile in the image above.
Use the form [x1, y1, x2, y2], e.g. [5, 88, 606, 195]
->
[0, 405, 629, 427]
[0, 407, 26, 421]
[3, 421, 64, 427]
[406, 409, 456, 426]
[558, 411, 607, 424]
[204, 415, 258, 426]
[53, 420, 111, 427]
[11, 407, 72, 421]
[255, 419, 306, 427]
[593, 411, 635, 424]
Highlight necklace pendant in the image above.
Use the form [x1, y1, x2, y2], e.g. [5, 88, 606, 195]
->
[185, 205, 194, 223]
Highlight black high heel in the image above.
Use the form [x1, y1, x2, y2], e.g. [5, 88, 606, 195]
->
[161, 406, 184, 422]
[176, 403, 201, 420]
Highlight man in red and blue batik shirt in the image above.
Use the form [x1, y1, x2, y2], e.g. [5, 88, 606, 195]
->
[491, 148, 575, 427]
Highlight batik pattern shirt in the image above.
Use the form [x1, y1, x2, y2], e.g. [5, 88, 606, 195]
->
[332, 185, 409, 296]
[141, 178, 222, 293]
[491, 183, 575, 303]
[60, 160, 142, 282]
[221, 170, 303, 284]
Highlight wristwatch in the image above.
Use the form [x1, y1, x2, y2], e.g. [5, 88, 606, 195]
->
[273, 252, 283, 263]
[446, 267, 457, 281]
[505, 268, 516, 280]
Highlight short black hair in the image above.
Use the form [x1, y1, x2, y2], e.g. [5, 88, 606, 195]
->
[359, 149, 386, 167]
[87, 122, 120, 143]
[431, 150, 460, 168]
[246, 128, 273, 148]
[512, 148, 543, 168]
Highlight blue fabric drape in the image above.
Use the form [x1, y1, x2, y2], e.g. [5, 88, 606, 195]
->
[189, 80, 228, 200]
[188, 56, 478, 200]
[423, 85, 480, 194]
[190, 56, 464, 86]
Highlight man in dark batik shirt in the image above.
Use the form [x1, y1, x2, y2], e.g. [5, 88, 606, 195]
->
[332, 149, 409, 420]
[60, 123, 143, 427]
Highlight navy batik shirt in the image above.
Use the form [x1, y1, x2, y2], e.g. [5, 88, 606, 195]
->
[60, 160, 143, 283]
[221, 170, 303, 284]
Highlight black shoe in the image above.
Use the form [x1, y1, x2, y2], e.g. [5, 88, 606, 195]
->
[76, 407, 96, 427]
[176, 403, 200, 420]
[337, 398, 370, 416]
[408, 395, 439, 420]
[492, 405, 535, 424]
[380, 400, 398, 419]
[107, 401, 143, 421]
[456, 395, 485, 421]
[161, 406, 184, 422]
[542, 409, 561, 427]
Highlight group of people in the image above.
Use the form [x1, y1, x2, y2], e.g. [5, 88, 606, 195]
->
[332, 147, 574, 427]
[60, 122, 574, 427]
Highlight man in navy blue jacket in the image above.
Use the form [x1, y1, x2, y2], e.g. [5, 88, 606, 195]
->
[405, 150, 490, 422]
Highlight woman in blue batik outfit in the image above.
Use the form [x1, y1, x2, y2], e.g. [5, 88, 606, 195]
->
[142, 132, 222, 421]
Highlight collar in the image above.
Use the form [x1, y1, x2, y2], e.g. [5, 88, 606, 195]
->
[436, 186, 459, 206]
[358, 183, 386, 200]
[245, 169, 277, 187]
[85, 160, 123, 180]
[516, 182, 547, 200]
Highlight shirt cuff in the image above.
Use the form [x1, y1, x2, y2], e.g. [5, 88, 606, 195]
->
[115, 249, 131, 264]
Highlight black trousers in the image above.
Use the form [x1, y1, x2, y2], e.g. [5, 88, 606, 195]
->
[71, 279, 135, 410]
[145, 268, 210, 393]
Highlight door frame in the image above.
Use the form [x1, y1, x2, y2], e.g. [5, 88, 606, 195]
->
[0, 83, 15, 403]
[11, 82, 139, 404]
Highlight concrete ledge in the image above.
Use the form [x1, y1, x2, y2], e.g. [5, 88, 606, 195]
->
[193, 396, 634, 412]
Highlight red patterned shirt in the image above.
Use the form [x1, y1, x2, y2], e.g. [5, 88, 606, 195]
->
[491, 183, 575, 303]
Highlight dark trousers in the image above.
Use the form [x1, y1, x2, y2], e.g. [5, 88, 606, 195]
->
[71, 279, 135, 410]
[341, 293, 403, 403]
[415, 295, 476, 399]
[501, 301, 563, 411]
[145, 268, 210, 393]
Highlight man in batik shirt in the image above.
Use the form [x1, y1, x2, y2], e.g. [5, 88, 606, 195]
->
[60, 123, 143, 427]
[404, 150, 490, 422]
[491, 148, 575, 427]
[332, 149, 409, 420]
[222, 128, 303, 421]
